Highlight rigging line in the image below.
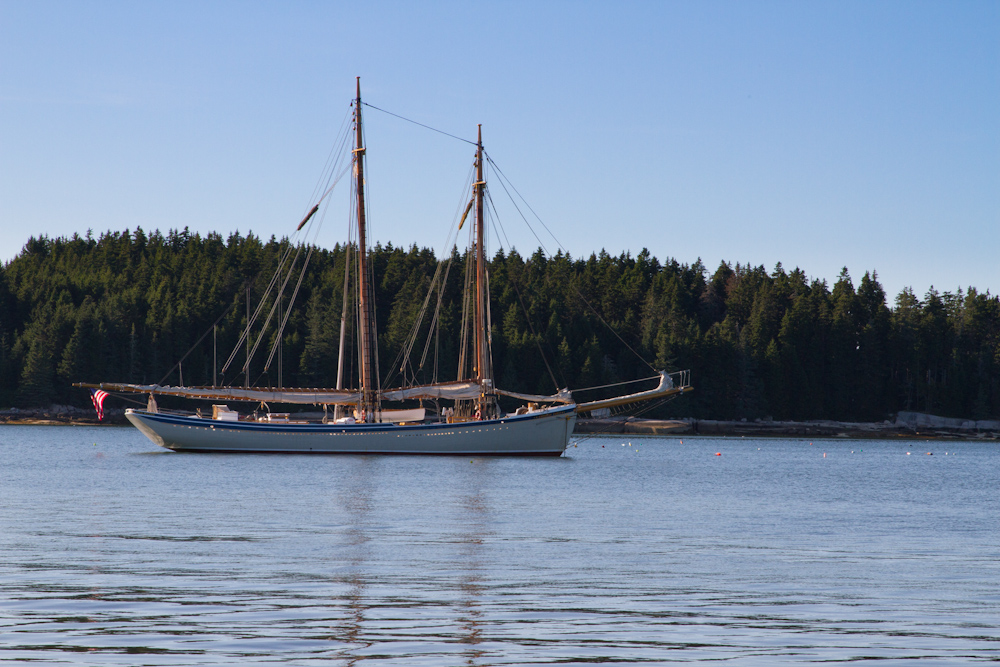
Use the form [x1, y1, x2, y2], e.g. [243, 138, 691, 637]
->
[243, 208, 318, 338]
[361, 101, 477, 146]
[383, 260, 443, 388]
[445, 165, 479, 384]
[486, 157, 657, 375]
[576, 286, 657, 374]
[481, 197, 497, 379]
[484, 189, 563, 391]
[220, 230, 302, 374]
[383, 162, 474, 388]
[571, 374, 664, 393]
[486, 153, 562, 252]
[431, 162, 476, 265]
[412, 163, 474, 374]
[340, 196, 358, 394]
[244, 240, 309, 374]
[301, 141, 354, 232]
[157, 300, 240, 386]
[220, 240, 297, 375]
[403, 162, 474, 383]
[621, 394, 678, 421]
[413, 163, 477, 381]
[484, 259, 494, 379]
[432, 297, 440, 384]
[264, 240, 318, 373]
[487, 160, 550, 255]
[457, 224, 475, 380]
[314, 160, 353, 209]
[418, 257, 454, 372]
[487, 179, 657, 380]
[444, 163, 477, 248]
[110, 393, 147, 407]
[572, 396, 678, 445]
[307, 107, 353, 212]
[268, 170, 336, 368]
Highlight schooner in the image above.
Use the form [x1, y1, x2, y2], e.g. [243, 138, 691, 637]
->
[77, 80, 691, 454]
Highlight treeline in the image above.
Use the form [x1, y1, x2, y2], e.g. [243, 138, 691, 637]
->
[1, 228, 998, 421]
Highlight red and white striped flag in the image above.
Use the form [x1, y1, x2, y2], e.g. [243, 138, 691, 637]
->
[91, 389, 109, 421]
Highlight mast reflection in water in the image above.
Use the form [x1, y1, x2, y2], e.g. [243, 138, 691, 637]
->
[331, 457, 374, 663]
[457, 464, 489, 666]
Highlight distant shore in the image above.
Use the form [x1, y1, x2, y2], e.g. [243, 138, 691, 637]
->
[0, 406, 120, 425]
[576, 412, 1000, 441]
[2, 407, 997, 441]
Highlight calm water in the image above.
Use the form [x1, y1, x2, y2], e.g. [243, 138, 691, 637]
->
[1, 427, 998, 665]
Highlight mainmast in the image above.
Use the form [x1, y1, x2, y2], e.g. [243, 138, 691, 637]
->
[473, 125, 493, 417]
[354, 78, 378, 421]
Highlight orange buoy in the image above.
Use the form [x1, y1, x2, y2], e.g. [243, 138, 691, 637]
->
[715, 452, 721, 456]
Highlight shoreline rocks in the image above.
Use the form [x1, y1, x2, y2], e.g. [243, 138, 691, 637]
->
[575, 412, 1000, 440]
[0, 405, 128, 425]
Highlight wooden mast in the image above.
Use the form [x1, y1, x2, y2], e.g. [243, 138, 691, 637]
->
[354, 78, 377, 421]
[473, 125, 488, 417]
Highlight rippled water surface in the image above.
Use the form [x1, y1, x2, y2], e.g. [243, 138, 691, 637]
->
[1, 426, 999, 665]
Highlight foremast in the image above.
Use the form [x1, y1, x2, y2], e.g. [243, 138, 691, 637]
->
[354, 78, 379, 422]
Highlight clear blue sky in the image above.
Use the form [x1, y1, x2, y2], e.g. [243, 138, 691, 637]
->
[2, 1, 997, 302]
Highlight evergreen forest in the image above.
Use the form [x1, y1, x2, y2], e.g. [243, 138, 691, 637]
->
[1, 228, 998, 422]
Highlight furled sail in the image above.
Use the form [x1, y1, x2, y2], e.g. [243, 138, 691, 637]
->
[76, 382, 358, 405]
[73, 380, 543, 406]
[494, 387, 574, 405]
[75, 380, 578, 407]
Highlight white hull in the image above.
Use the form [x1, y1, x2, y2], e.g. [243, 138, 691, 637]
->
[125, 406, 576, 456]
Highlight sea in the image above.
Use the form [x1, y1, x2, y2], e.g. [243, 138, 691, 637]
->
[1, 426, 998, 666]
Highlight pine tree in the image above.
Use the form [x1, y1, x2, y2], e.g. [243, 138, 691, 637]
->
[19, 329, 56, 408]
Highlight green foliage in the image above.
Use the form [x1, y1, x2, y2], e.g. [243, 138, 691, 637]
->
[2, 229, 999, 421]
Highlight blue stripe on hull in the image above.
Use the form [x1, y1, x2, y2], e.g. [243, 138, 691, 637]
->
[125, 407, 576, 456]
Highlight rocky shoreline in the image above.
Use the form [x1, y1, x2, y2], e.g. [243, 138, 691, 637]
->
[0, 405, 129, 425]
[575, 411, 1000, 440]
[2, 406, 998, 441]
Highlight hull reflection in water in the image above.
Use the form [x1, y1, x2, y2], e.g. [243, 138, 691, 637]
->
[125, 405, 576, 455]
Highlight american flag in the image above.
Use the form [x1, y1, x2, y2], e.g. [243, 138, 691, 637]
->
[91, 389, 109, 421]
